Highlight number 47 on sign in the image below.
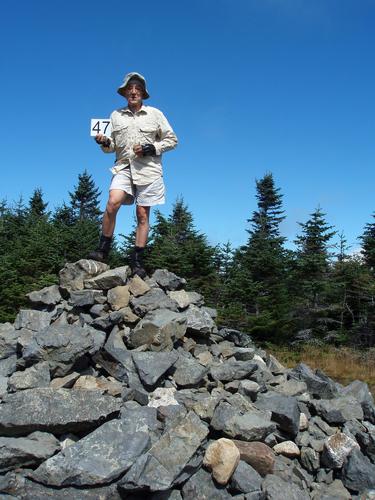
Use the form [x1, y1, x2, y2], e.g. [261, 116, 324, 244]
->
[90, 119, 112, 137]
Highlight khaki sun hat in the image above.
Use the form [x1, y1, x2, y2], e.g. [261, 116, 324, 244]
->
[117, 72, 150, 99]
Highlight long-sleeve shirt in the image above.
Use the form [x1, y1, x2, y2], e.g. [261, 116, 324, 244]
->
[101, 105, 178, 185]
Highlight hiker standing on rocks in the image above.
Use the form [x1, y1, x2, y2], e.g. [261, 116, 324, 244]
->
[89, 72, 178, 278]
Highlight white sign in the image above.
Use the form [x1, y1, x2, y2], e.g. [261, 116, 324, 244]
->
[90, 118, 112, 137]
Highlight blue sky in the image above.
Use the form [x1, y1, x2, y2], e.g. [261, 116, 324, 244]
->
[1, 0, 374, 251]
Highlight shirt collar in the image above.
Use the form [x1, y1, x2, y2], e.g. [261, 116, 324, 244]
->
[121, 104, 148, 115]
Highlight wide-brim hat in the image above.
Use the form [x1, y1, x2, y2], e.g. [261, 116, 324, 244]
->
[117, 72, 150, 99]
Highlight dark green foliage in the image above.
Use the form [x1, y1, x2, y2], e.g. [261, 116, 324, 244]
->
[0, 171, 373, 348]
[360, 213, 375, 272]
[146, 198, 219, 300]
[28, 188, 48, 217]
[293, 207, 336, 308]
[69, 170, 102, 223]
[0, 172, 104, 322]
[219, 173, 291, 342]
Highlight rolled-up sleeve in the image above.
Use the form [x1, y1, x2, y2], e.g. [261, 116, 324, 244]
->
[100, 115, 116, 153]
[154, 110, 178, 156]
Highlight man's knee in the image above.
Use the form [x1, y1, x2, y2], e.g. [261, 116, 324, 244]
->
[106, 198, 122, 215]
[137, 214, 149, 227]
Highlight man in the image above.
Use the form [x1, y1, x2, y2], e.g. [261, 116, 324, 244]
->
[88, 72, 178, 278]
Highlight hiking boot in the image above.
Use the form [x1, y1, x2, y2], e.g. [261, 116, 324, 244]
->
[130, 247, 147, 279]
[88, 235, 112, 263]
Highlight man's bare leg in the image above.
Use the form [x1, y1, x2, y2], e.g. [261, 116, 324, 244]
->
[102, 190, 128, 237]
[88, 190, 128, 262]
[130, 205, 150, 277]
[135, 205, 150, 247]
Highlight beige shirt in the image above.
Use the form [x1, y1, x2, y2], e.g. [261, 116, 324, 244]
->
[101, 105, 178, 185]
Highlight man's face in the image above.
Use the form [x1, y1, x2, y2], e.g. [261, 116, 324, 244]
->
[124, 81, 144, 107]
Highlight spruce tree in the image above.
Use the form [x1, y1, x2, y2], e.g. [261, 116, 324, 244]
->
[360, 213, 375, 272]
[69, 170, 102, 223]
[235, 173, 288, 314]
[147, 198, 218, 300]
[28, 188, 48, 217]
[294, 207, 336, 310]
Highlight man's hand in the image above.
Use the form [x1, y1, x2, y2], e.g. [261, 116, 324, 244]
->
[133, 144, 143, 157]
[95, 134, 111, 147]
[133, 144, 156, 157]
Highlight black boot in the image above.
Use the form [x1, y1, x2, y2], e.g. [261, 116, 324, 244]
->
[130, 246, 147, 279]
[88, 235, 112, 262]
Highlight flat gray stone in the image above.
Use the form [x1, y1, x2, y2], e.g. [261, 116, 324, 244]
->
[27, 285, 62, 306]
[309, 395, 364, 424]
[59, 259, 109, 291]
[231, 460, 262, 494]
[69, 289, 104, 307]
[211, 401, 276, 441]
[130, 288, 179, 317]
[341, 379, 375, 422]
[255, 392, 301, 437]
[132, 351, 179, 388]
[0, 388, 121, 436]
[341, 448, 375, 493]
[290, 363, 338, 399]
[0, 323, 18, 359]
[172, 354, 208, 388]
[182, 467, 228, 499]
[184, 304, 217, 335]
[175, 388, 227, 421]
[118, 411, 208, 492]
[262, 474, 307, 500]
[210, 359, 257, 382]
[31, 419, 150, 487]
[151, 269, 186, 291]
[0, 472, 121, 499]
[0, 355, 17, 377]
[14, 309, 52, 331]
[0, 431, 60, 473]
[8, 362, 50, 391]
[84, 266, 131, 290]
[130, 308, 186, 351]
[22, 324, 105, 376]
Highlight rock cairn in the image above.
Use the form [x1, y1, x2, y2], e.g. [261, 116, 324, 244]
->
[0, 260, 375, 499]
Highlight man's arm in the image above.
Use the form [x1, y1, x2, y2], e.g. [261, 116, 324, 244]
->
[153, 110, 178, 156]
[95, 115, 115, 153]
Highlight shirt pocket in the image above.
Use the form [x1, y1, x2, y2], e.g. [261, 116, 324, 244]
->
[112, 124, 128, 148]
[139, 123, 157, 143]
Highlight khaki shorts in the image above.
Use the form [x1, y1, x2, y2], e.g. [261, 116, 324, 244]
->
[109, 169, 165, 206]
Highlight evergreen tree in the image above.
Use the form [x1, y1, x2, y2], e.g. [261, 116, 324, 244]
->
[360, 213, 375, 272]
[294, 207, 336, 307]
[28, 188, 48, 217]
[69, 170, 102, 222]
[233, 173, 288, 314]
[147, 198, 218, 300]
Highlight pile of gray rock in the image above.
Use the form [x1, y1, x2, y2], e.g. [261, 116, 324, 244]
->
[1, 260, 375, 499]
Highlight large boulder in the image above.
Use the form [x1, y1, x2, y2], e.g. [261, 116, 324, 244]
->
[129, 308, 186, 351]
[132, 351, 179, 388]
[59, 259, 109, 291]
[118, 411, 208, 492]
[130, 288, 179, 317]
[0, 431, 60, 473]
[151, 269, 186, 291]
[22, 324, 105, 376]
[26, 285, 62, 306]
[211, 400, 276, 441]
[83, 266, 131, 290]
[255, 392, 301, 437]
[0, 388, 121, 436]
[30, 419, 150, 487]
